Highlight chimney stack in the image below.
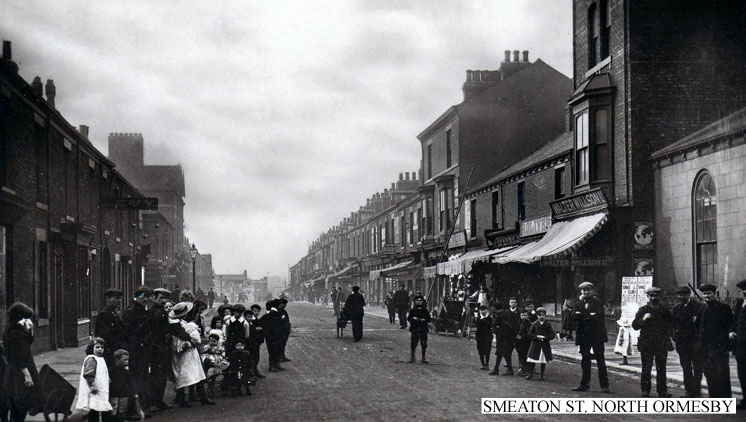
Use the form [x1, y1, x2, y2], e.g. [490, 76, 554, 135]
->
[405, 172, 410, 181]
[399, 173, 403, 181]
[31, 77, 43, 97]
[79, 125, 89, 138]
[522, 50, 529, 62]
[2, 41, 18, 74]
[411, 172, 417, 180]
[513, 50, 520, 63]
[45, 79, 56, 108]
[391, 183, 395, 190]
[504, 50, 511, 63]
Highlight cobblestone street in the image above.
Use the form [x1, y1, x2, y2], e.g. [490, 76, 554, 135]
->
[129, 302, 739, 422]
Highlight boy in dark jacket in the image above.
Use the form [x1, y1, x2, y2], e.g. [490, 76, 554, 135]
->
[475, 305, 493, 370]
[407, 295, 432, 363]
[109, 349, 146, 422]
[515, 309, 532, 375]
[225, 342, 253, 396]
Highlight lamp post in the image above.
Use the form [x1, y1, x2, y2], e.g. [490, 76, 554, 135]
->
[189, 243, 198, 294]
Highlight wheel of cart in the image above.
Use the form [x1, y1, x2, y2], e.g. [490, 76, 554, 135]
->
[38, 364, 76, 422]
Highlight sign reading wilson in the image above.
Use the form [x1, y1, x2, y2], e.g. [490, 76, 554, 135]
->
[550, 189, 608, 219]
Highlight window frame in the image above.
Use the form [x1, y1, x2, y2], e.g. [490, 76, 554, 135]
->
[517, 182, 526, 221]
[573, 99, 612, 188]
[692, 171, 717, 287]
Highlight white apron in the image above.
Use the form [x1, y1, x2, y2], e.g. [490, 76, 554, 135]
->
[75, 355, 113, 412]
[172, 320, 207, 389]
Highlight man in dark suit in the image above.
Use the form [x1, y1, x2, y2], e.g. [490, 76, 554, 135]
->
[95, 288, 125, 367]
[248, 304, 265, 378]
[489, 300, 519, 376]
[121, 285, 153, 411]
[572, 281, 610, 393]
[671, 285, 703, 397]
[394, 285, 410, 329]
[207, 288, 216, 308]
[260, 299, 284, 372]
[502, 297, 521, 376]
[732, 279, 746, 409]
[632, 287, 673, 397]
[696, 283, 736, 398]
[345, 286, 366, 342]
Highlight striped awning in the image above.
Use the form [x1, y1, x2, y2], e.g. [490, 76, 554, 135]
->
[436, 246, 516, 275]
[494, 212, 607, 264]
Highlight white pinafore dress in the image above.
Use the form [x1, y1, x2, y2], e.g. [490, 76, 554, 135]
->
[75, 355, 113, 412]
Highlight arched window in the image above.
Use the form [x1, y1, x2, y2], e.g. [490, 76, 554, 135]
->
[693, 171, 717, 286]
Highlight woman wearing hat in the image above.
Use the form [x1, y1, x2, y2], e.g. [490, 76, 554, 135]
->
[0, 302, 41, 421]
[169, 302, 216, 407]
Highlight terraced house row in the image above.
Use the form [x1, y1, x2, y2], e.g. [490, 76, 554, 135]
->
[290, 0, 746, 317]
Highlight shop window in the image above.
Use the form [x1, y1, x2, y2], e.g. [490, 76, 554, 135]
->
[517, 182, 526, 221]
[693, 171, 717, 287]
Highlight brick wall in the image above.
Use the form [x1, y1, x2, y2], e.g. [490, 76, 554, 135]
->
[655, 141, 746, 295]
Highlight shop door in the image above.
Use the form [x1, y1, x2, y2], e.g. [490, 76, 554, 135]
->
[53, 251, 64, 348]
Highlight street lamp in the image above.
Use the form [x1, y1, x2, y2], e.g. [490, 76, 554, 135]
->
[189, 243, 198, 294]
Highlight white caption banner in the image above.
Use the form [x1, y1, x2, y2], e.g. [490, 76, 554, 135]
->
[481, 398, 736, 414]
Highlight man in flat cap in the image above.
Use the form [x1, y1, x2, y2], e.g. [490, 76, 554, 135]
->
[394, 285, 411, 329]
[696, 283, 735, 398]
[632, 287, 673, 397]
[671, 285, 703, 397]
[572, 281, 610, 393]
[95, 288, 125, 367]
[122, 285, 154, 414]
[733, 279, 746, 409]
[344, 286, 366, 342]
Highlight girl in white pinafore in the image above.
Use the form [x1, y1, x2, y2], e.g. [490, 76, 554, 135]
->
[76, 337, 113, 421]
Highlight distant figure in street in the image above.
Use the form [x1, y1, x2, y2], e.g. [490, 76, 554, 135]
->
[632, 287, 673, 397]
[561, 297, 576, 341]
[475, 305, 493, 370]
[524, 307, 555, 380]
[571, 281, 610, 393]
[407, 295, 432, 363]
[95, 288, 125, 368]
[195, 288, 206, 304]
[733, 279, 746, 409]
[345, 286, 366, 342]
[207, 288, 216, 308]
[331, 288, 340, 316]
[171, 285, 182, 307]
[671, 285, 703, 398]
[394, 285, 410, 329]
[384, 292, 396, 325]
[696, 283, 735, 398]
[223, 295, 229, 306]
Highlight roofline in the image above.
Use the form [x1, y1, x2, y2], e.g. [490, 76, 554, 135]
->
[416, 106, 458, 141]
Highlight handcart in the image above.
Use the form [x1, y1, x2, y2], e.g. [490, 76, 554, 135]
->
[38, 364, 76, 422]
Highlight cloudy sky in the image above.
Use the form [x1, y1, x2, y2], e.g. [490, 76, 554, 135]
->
[2, 1, 572, 279]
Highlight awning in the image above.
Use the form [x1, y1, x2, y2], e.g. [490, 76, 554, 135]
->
[385, 264, 421, 281]
[436, 246, 517, 275]
[310, 274, 327, 286]
[423, 265, 438, 279]
[494, 212, 607, 264]
[328, 265, 354, 279]
[380, 261, 414, 276]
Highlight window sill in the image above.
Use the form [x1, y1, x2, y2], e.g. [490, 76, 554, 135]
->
[77, 318, 90, 325]
[585, 55, 611, 79]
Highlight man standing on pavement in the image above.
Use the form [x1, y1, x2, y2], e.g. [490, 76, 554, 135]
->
[671, 285, 703, 398]
[384, 292, 396, 325]
[331, 288, 340, 316]
[171, 285, 182, 306]
[696, 283, 736, 398]
[733, 279, 746, 409]
[260, 299, 284, 372]
[489, 298, 519, 376]
[345, 286, 366, 342]
[121, 285, 153, 413]
[407, 295, 431, 363]
[95, 288, 125, 367]
[208, 288, 216, 309]
[278, 298, 292, 362]
[572, 281, 610, 393]
[394, 285, 410, 329]
[632, 287, 673, 397]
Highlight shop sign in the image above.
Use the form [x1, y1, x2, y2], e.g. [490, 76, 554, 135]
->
[550, 189, 607, 219]
[520, 216, 552, 238]
[485, 229, 519, 248]
[540, 256, 614, 267]
[103, 197, 159, 210]
[448, 231, 466, 249]
[383, 244, 398, 254]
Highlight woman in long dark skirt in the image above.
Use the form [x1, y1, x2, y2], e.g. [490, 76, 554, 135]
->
[0, 302, 41, 422]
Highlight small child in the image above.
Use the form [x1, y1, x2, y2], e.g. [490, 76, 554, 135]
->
[209, 315, 225, 344]
[515, 309, 532, 375]
[76, 337, 113, 422]
[108, 349, 144, 422]
[226, 342, 254, 396]
[221, 305, 234, 325]
[202, 333, 229, 378]
[474, 305, 493, 370]
[525, 307, 556, 380]
[336, 306, 348, 338]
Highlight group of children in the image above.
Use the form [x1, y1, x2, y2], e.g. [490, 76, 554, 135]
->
[475, 304, 556, 381]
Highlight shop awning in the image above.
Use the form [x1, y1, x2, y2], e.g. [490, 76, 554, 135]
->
[436, 246, 517, 275]
[380, 261, 414, 276]
[385, 264, 421, 281]
[494, 212, 607, 264]
[328, 265, 354, 279]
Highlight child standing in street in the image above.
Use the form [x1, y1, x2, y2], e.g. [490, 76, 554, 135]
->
[76, 337, 113, 422]
[407, 295, 432, 364]
[475, 305, 493, 370]
[108, 349, 144, 422]
[226, 341, 254, 396]
[515, 309, 532, 376]
[524, 307, 556, 380]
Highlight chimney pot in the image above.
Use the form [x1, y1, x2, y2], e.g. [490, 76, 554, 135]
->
[466, 70, 472, 82]
[412, 172, 417, 180]
[522, 50, 529, 62]
[2, 41, 11, 60]
[504, 50, 511, 62]
[31, 76, 43, 97]
[399, 173, 404, 180]
[79, 125, 89, 138]
[405, 173, 410, 181]
[45, 79, 56, 108]
[391, 183, 395, 190]
[513, 50, 520, 62]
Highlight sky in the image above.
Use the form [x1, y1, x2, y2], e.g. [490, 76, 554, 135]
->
[1, 0, 573, 280]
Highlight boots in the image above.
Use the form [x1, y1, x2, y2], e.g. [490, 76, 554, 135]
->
[524, 363, 535, 380]
[421, 348, 428, 364]
[488, 360, 500, 375]
[540, 364, 545, 380]
[408, 349, 415, 363]
[484, 355, 490, 370]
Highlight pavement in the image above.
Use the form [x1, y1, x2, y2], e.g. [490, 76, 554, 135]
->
[23, 302, 743, 421]
[358, 303, 743, 397]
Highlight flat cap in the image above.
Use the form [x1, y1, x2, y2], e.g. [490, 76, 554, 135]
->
[578, 281, 594, 289]
[674, 286, 691, 295]
[104, 288, 123, 298]
[535, 307, 547, 313]
[414, 295, 425, 301]
[698, 284, 716, 293]
[736, 279, 746, 290]
[153, 288, 171, 297]
[134, 285, 154, 296]
[645, 287, 662, 295]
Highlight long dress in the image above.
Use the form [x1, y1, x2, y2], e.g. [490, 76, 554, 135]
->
[75, 355, 113, 412]
[172, 320, 206, 389]
[1, 322, 40, 412]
